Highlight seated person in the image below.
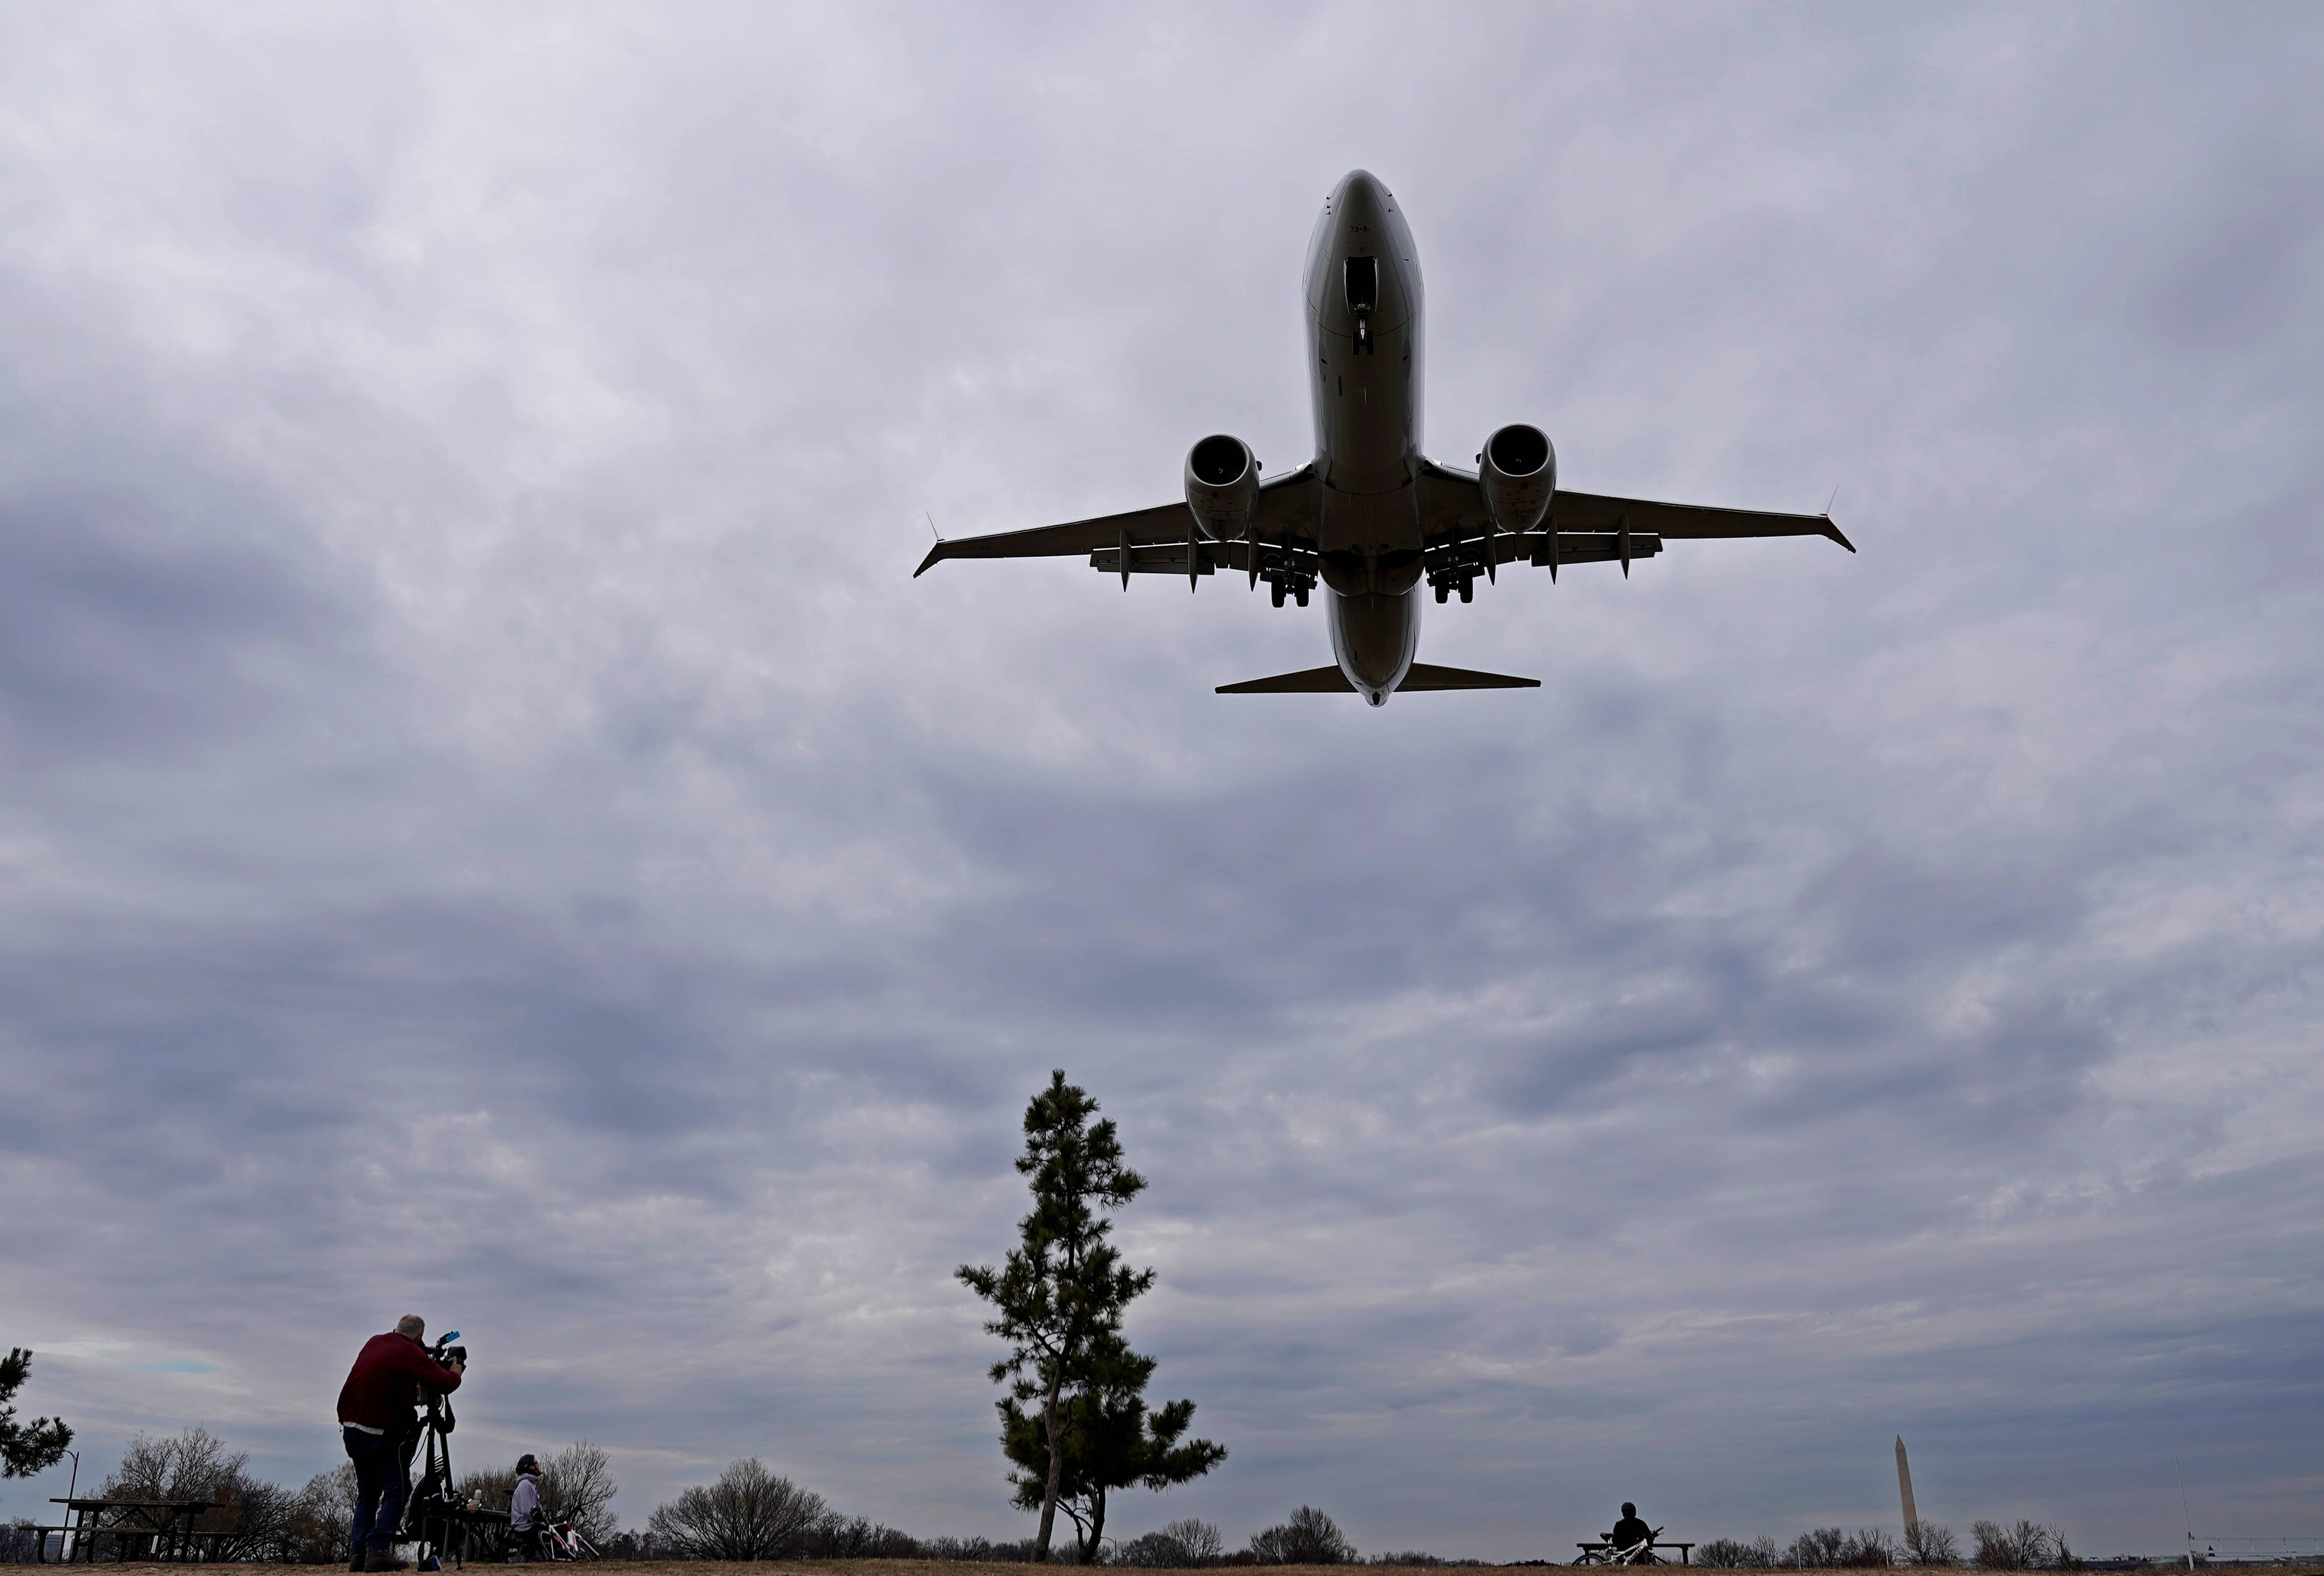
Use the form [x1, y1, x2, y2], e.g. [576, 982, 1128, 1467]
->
[510, 1456, 546, 1556]
[1607, 1503, 1654, 1557]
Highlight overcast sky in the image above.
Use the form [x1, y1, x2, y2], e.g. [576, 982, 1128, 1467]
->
[3, 2, 2321, 1561]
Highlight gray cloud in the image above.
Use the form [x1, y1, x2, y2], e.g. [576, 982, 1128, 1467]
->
[2, 0, 2321, 1562]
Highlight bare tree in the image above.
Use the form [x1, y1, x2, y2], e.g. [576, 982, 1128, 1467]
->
[1251, 1507, 1355, 1565]
[1847, 1530, 1900, 1567]
[1904, 1523, 1959, 1565]
[283, 1464, 359, 1564]
[451, 1440, 619, 1544]
[1788, 1529, 1851, 1568]
[1120, 1517, 1227, 1567]
[646, 1458, 827, 1559]
[99, 1426, 291, 1561]
[545, 1442, 620, 1542]
[1168, 1518, 1227, 1565]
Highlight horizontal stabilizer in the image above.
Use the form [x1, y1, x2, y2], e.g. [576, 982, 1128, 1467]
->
[1215, 663, 1540, 694]
[1216, 665, 1352, 694]
[1399, 663, 1540, 690]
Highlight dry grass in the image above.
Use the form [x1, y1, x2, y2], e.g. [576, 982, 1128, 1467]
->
[69, 1568, 1440, 1576]
[72, 1566, 2324, 1576]
[62, 1567, 1473, 1575]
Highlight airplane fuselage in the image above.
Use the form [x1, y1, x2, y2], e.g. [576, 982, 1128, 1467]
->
[1306, 171, 1428, 704]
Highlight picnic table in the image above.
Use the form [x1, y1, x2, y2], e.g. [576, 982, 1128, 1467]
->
[1576, 1540, 1695, 1565]
[36, 1498, 222, 1563]
[407, 1494, 514, 1570]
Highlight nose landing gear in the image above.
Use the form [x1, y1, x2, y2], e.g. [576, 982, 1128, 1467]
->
[1261, 569, 1315, 609]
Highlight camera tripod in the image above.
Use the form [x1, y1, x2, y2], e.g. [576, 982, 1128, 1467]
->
[399, 1338, 497, 1571]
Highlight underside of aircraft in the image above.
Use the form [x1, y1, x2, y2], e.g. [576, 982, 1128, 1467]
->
[916, 170, 1854, 706]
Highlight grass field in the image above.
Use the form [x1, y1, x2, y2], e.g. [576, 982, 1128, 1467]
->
[51, 1565, 2324, 1575]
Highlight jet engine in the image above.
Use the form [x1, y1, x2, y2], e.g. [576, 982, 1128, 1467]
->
[1184, 433, 1260, 541]
[1477, 422, 1556, 534]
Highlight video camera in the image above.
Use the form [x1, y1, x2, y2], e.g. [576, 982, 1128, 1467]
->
[429, 1331, 468, 1368]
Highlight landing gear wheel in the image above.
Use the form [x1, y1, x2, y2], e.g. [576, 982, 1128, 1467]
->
[1294, 586, 1309, 607]
[1434, 583, 1448, 603]
[1271, 582, 1285, 608]
[1458, 580, 1474, 603]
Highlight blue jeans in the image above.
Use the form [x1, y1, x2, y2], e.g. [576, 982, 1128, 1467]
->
[343, 1425, 411, 1557]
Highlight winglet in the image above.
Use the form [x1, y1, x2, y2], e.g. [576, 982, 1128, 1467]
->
[1821, 485, 1855, 553]
[913, 541, 950, 577]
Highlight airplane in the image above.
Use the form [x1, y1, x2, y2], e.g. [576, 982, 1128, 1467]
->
[914, 169, 1854, 707]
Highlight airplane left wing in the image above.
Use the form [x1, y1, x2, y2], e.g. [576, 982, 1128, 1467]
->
[1552, 488, 1855, 551]
[914, 465, 1321, 578]
[913, 499, 1188, 576]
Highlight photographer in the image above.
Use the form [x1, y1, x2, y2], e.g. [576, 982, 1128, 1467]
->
[336, 1315, 463, 1572]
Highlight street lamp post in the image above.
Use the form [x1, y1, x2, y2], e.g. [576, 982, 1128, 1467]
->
[59, 1447, 81, 1562]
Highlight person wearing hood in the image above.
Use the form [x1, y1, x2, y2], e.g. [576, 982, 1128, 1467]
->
[510, 1455, 545, 1556]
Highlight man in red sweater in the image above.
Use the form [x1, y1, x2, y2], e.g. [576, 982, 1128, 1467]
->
[336, 1315, 464, 1572]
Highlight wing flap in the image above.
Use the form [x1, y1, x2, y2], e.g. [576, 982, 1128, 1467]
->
[1092, 544, 1216, 576]
[1497, 531, 1663, 567]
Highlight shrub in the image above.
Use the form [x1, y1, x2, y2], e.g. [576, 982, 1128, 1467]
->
[800, 1512, 919, 1558]
[1789, 1529, 1851, 1568]
[1698, 1536, 1781, 1568]
[1972, 1519, 2073, 1569]
[1251, 1507, 1354, 1565]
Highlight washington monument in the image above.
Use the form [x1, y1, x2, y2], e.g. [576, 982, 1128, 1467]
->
[1897, 1436, 1920, 1547]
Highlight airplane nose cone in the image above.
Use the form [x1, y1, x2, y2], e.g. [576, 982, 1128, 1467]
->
[1332, 169, 1390, 225]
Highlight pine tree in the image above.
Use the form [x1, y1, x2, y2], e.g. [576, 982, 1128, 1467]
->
[0, 1348, 73, 1479]
[997, 1329, 1225, 1561]
[958, 1071, 1222, 1561]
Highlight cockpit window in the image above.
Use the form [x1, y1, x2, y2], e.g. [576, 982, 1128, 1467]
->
[1344, 256, 1378, 314]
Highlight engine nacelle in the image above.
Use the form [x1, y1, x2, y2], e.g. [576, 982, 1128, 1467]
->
[1478, 423, 1556, 534]
[1184, 433, 1260, 541]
